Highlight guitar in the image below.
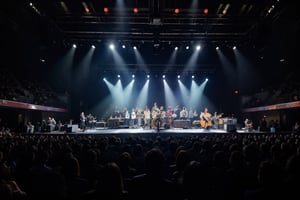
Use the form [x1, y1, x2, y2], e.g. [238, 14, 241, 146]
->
[200, 113, 224, 128]
[200, 114, 212, 128]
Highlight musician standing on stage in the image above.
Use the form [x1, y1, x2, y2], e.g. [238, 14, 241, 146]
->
[80, 112, 86, 132]
[200, 107, 212, 129]
[160, 106, 166, 119]
[174, 105, 180, 120]
[144, 106, 151, 129]
[180, 107, 188, 120]
[130, 108, 136, 127]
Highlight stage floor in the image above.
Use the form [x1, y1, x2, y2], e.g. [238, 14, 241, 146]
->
[68, 127, 257, 135]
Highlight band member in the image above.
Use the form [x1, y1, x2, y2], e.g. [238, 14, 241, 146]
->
[136, 108, 143, 127]
[80, 112, 86, 131]
[174, 105, 180, 120]
[193, 109, 198, 121]
[200, 107, 212, 129]
[124, 108, 130, 126]
[152, 108, 159, 119]
[244, 118, 253, 131]
[130, 108, 136, 127]
[144, 106, 151, 128]
[166, 106, 173, 118]
[160, 106, 166, 119]
[87, 113, 96, 129]
[152, 102, 159, 113]
[112, 108, 121, 118]
[212, 112, 224, 129]
[180, 107, 188, 120]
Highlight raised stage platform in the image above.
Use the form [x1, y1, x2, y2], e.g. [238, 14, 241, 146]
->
[34, 127, 264, 135]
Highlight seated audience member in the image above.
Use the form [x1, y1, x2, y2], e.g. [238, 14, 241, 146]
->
[182, 161, 211, 200]
[244, 161, 285, 200]
[62, 154, 89, 200]
[292, 121, 299, 133]
[0, 160, 27, 199]
[129, 148, 180, 200]
[92, 162, 127, 200]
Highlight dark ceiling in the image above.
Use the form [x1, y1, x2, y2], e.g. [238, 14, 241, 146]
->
[1, 0, 299, 78]
[0, 0, 299, 112]
[2, 0, 296, 46]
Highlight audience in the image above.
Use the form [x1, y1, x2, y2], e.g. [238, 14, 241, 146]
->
[0, 132, 300, 200]
[0, 70, 66, 108]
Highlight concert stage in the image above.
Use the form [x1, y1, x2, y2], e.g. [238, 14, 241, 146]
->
[67, 127, 257, 135]
[31, 126, 267, 136]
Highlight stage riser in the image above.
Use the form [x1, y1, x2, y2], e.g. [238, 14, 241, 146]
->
[173, 120, 191, 128]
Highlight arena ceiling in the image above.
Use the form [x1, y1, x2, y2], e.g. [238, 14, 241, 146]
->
[1, 0, 299, 78]
[2, 0, 295, 47]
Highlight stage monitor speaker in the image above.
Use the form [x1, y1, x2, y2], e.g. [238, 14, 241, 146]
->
[108, 119, 120, 128]
[174, 120, 191, 128]
[164, 123, 170, 129]
[66, 124, 78, 133]
[225, 124, 236, 132]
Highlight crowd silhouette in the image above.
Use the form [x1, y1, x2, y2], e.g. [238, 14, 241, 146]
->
[1, 132, 300, 200]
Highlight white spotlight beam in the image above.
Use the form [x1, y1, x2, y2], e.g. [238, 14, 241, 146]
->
[123, 80, 135, 107]
[178, 80, 190, 106]
[189, 80, 207, 109]
[163, 79, 178, 108]
[184, 50, 200, 72]
[136, 80, 150, 108]
[134, 48, 149, 72]
[115, 79, 124, 108]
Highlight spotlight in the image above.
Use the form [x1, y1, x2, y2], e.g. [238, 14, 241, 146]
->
[162, 75, 166, 79]
[177, 75, 180, 79]
[117, 74, 120, 78]
[233, 46, 236, 50]
[103, 78, 106, 81]
[132, 74, 135, 79]
[91, 45, 96, 49]
[174, 8, 180, 14]
[133, 8, 139, 13]
[186, 46, 189, 50]
[204, 8, 209, 14]
[103, 7, 109, 13]
[122, 45, 126, 49]
[109, 44, 115, 50]
[205, 78, 208, 81]
[196, 45, 201, 50]
[216, 46, 219, 50]
[29, 2, 33, 7]
[192, 75, 195, 79]
[133, 46, 137, 50]
[147, 75, 150, 79]
[72, 44, 77, 48]
[174, 46, 178, 50]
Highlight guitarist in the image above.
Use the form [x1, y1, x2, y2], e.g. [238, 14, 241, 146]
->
[200, 107, 212, 129]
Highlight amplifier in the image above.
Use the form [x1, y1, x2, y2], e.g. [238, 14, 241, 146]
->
[174, 120, 191, 128]
[224, 124, 236, 132]
[108, 119, 120, 128]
